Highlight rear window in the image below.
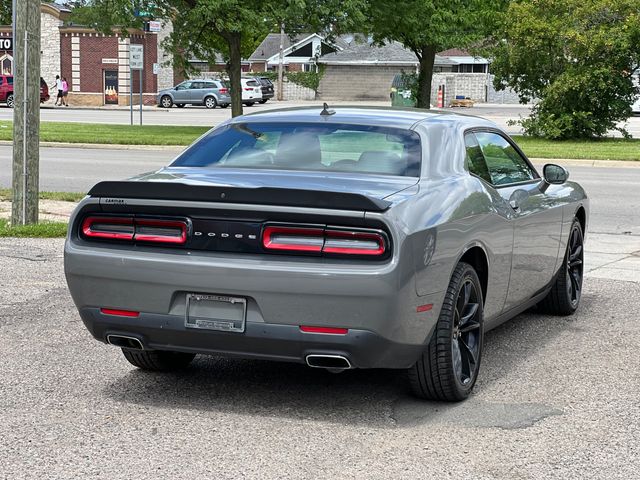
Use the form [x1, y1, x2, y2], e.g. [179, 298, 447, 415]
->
[171, 122, 421, 177]
[245, 80, 259, 86]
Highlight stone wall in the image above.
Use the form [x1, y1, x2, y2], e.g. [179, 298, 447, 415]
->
[274, 78, 315, 101]
[318, 64, 410, 100]
[431, 73, 520, 105]
[156, 21, 174, 91]
[40, 10, 62, 105]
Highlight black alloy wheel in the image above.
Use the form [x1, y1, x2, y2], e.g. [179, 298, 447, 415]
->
[538, 217, 584, 315]
[409, 262, 484, 401]
[452, 279, 482, 387]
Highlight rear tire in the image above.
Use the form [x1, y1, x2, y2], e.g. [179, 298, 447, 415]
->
[245, 102, 255, 107]
[6, 93, 14, 108]
[538, 218, 584, 315]
[408, 262, 484, 401]
[121, 349, 195, 371]
[259, 99, 268, 104]
[176, 103, 185, 108]
[204, 96, 217, 109]
[220, 104, 229, 108]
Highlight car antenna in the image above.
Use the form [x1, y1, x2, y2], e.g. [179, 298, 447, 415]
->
[320, 102, 335, 116]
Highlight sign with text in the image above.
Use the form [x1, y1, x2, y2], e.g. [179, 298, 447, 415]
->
[129, 44, 144, 70]
[148, 21, 162, 33]
[0, 38, 12, 51]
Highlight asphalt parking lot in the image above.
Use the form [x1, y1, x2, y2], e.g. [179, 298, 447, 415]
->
[1, 162, 640, 478]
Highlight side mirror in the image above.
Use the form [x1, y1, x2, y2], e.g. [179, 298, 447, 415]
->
[543, 163, 569, 184]
[539, 163, 569, 192]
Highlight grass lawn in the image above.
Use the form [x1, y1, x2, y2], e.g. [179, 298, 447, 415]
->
[0, 121, 208, 146]
[0, 219, 67, 237]
[513, 136, 640, 161]
[0, 120, 638, 160]
[0, 189, 86, 202]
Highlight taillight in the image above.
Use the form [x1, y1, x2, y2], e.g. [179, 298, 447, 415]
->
[323, 229, 386, 256]
[219, 88, 228, 93]
[243, 87, 253, 91]
[261, 225, 388, 257]
[82, 216, 134, 240]
[82, 216, 188, 244]
[262, 226, 324, 252]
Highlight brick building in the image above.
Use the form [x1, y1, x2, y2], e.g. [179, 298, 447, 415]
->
[0, 2, 175, 106]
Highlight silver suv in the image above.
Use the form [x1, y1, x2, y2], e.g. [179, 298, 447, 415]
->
[157, 79, 231, 109]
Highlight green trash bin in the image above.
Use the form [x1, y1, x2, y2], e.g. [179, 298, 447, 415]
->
[390, 73, 416, 107]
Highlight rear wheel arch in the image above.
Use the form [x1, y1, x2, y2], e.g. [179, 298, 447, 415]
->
[575, 206, 586, 235]
[458, 245, 489, 302]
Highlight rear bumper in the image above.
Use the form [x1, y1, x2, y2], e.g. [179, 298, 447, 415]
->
[80, 307, 424, 368]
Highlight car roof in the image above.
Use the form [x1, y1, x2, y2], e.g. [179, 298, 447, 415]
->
[233, 105, 497, 130]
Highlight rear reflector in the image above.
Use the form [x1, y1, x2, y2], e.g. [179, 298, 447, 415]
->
[300, 326, 349, 335]
[100, 308, 140, 317]
[262, 225, 387, 257]
[82, 216, 187, 245]
[416, 304, 433, 313]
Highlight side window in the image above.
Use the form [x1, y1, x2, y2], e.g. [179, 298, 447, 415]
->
[464, 133, 492, 184]
[474, 132, 536, 186]
[204, 82, 216, 89]
[190, 82, 203, 89]
[176, 81, 191, 90]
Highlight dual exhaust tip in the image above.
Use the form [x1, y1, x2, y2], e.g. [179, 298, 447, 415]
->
[305, 354, 352, 370]
[106, 334, 143, 350]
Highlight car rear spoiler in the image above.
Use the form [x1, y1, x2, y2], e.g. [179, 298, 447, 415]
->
[87, 181, 392, 212]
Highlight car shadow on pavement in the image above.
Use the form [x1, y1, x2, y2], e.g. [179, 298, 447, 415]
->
[101, 290, 594, 428]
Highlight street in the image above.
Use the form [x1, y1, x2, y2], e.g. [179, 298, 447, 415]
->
[0, 102, 639, 137]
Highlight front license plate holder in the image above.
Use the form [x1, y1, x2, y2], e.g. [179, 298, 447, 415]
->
[185, 294, 246, 333]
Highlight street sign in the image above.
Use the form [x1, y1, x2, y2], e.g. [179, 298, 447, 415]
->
[148, 21, 161, 33]
[0, 37, 12, 51]
[152, 63, 159, 75]
[129, 44, 144, 70]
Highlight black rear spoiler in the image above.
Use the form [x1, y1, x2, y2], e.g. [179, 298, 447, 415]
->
[88, 181, 392, 212]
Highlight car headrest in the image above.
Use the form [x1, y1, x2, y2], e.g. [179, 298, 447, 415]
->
[275, 132, 322, 167]
[357, 151, 406, 175]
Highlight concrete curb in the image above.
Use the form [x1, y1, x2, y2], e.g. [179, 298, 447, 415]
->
[530, 158, 640, 168]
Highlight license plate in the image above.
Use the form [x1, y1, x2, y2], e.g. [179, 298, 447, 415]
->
[185, 294, 246, 333]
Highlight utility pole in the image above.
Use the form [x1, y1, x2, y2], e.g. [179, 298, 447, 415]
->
[11, 0, 40, 225]
[277, 23, 284, 101]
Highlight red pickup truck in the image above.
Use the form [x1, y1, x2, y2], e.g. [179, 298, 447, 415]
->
[0, 75, 50, 107]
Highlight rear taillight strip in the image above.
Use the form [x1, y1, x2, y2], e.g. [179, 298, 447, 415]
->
[82, 216, 188, 245]
[261, 225, 388, 257]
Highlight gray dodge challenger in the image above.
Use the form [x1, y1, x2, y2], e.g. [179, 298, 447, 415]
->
[64, 106, 588, 401]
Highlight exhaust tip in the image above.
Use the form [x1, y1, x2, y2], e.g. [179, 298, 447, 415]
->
[306, 354, 352, 370]
[106, 334, 144, 350]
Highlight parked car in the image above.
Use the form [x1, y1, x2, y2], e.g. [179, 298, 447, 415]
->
[65, 107, 588, 402]
[240, 78, 262, 106]
[0, 75, 50, 107]
[255, 77, 274, 103]
[157, 79, 230, 109]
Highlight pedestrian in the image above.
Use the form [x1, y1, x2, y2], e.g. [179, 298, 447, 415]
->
[54, 75, 63, 106]
[62, 77, 69, 106]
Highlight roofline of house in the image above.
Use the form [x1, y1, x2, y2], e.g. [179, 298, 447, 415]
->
[318, 60, 419, 66]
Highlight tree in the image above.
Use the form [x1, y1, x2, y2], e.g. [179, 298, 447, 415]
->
[488, 0, 640, 139]
[365, 0, 505, 108]
[72, 0, 364, 117]
[0, 0, 11, 25]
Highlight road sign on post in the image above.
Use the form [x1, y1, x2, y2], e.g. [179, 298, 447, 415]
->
[129, 44, 144, 126]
